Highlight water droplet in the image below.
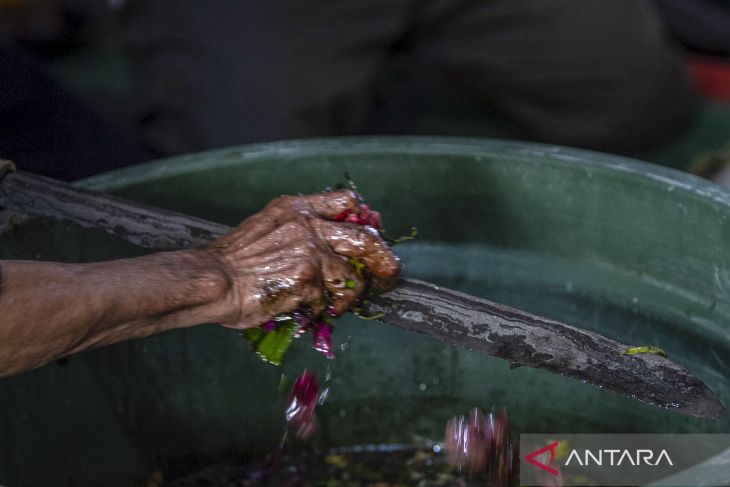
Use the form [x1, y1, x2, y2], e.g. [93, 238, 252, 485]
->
[419, 382, 427, 391]
[317, 387, 329, 405]
[340, 336, 352, 351]
[433, 444, 442, 453]
[339, 409, 347, 417]
[432, 376, 440, 385]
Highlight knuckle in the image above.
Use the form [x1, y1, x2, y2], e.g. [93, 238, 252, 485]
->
[354, 225, 380, 245]
[272, 195, 295, 206]
[313, 190, 359, 216]
[381, 252, 401, 274]
[264, 197, 286, 211]
[383, 259, 401, 277]
[332, 189, 359, 209]
[367, 252, 400, 282]
[265, 196, 299, 215]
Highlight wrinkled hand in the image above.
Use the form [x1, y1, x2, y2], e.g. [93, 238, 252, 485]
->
[207, 190, 400, 329]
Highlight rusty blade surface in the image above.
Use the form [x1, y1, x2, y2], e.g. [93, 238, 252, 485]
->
[364, 278, 725, 420]
[0, 170, 725, 419]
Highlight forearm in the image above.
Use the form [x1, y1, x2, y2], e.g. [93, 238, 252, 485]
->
[0, 250, 233, 377]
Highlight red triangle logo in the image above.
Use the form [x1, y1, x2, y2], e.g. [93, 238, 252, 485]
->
[525, 440, 560, 476]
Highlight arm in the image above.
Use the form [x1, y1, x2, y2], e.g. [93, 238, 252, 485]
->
[0, 190, 399, 377]
[0, 250, 231, 376]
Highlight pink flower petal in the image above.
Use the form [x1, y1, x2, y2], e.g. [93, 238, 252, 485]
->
[312, 323, 336, 359]
[285, 369, 319, 439]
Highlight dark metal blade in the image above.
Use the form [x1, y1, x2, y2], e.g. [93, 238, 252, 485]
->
[363, 278, 725, 419]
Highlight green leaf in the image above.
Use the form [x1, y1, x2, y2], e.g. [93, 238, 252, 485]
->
[243, 320, 301, 365]
[621, 346, 668, 358]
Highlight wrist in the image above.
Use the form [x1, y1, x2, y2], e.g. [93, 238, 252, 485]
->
[150, 249, 236, 326]
[186, 248, 240, 324]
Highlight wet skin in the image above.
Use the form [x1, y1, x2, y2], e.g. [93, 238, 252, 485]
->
[0, 190, 399, 377]
[210, 189, 399, 326]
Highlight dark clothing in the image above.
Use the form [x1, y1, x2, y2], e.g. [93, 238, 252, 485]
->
[122, 0, 696, 157]
[0, 1, 699, 180]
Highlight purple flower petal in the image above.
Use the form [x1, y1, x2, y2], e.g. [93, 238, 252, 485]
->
[312, 322, 335, 359]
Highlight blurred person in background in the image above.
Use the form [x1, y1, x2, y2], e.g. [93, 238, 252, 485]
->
[120, 0, 696, 158]
[2, 0, 723, 178]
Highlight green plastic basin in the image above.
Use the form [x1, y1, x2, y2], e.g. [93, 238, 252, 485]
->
[1, 137, 729, 485]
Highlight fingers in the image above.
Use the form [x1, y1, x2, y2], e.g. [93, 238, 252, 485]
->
[209, 211, 274, 250]
[215, 190, 398, 330]
[294, 189, 360, 220]
[263, 189, 359, 221]
[320, 252, 366, 315]
[312, 220, 400, 290]
[210, 190, 360, 251]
